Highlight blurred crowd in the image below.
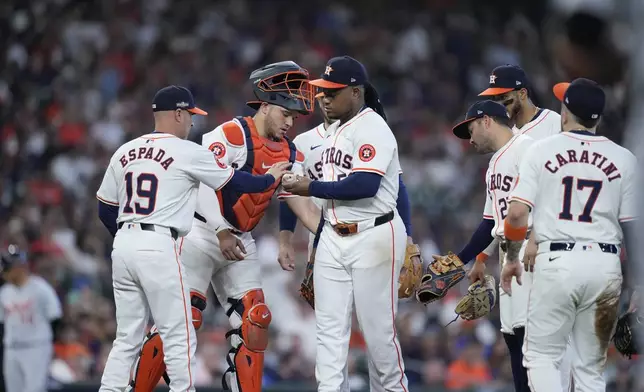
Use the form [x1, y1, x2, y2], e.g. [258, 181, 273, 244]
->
[0, 0, 638, 390]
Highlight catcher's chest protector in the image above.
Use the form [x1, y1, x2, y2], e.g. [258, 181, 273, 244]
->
[216, 116, 298, 232]
[222, 289, 271, 392]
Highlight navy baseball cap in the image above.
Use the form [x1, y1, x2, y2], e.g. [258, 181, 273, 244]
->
[479, 65, 529, 96]
[309, 56, 368, 89]
[452, 100, 510, 139]
[152, 85, 207, 115]
[553, 78, 605, 121]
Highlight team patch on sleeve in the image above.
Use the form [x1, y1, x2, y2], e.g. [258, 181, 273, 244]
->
[209, 142, 226, 159]
[358, 144, 376, 162]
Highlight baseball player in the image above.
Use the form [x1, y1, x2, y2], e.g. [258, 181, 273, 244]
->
[502, 78, 636, 392]
[125, 63, 321, 392]
[283, 56, 409, 392]
[278, 92, 415, 392]
[476, 64, 575, 391]
[0, 244, 62, 392]
[478, 64, 560, 138]
[96, 86, 290, 392]
[446, 100, 537, 392]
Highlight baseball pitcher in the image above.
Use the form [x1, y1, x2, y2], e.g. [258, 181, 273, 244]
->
[96, 86, 290, 392]
[278, 93, 418, 392]
[283, 56, 410, 392]
[503, 78, 636, 392]
[0, 245, 62, 392]
[125, 63, 321, 392]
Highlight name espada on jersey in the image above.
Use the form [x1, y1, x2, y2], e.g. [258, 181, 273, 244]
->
[482, 134, 535, 238]
[513, 108, 561, 140]
[96, 133, 235, 237]
[320, 108, 401, 224]
[510, 131, 637, 244]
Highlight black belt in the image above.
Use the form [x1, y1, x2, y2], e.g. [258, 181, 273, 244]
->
[550, 242, 618, 254]
[333, 211, 394, 236]
[193, 212, 243, 235]
[117, 222, 178, 240]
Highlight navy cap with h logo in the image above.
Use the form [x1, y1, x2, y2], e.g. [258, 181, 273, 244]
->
[152, 85, 208, 115]
[452, 100, 511, 139]
[552, 78, 605, 122]
[309, 56, 368, 89]
[479, 65, 529, 96]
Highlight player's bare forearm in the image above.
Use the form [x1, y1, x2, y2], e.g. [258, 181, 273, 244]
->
[504, 201, 530, 263]
[279, 230, 294, 246]
[284, 196, 322, 233]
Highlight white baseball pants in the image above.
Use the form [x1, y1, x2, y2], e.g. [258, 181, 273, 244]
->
[313, 214, 408, 392]
[523, 242, 622, 392]
[100, 224, 196, 392]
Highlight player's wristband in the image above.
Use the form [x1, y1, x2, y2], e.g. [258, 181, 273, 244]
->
[475, 253, 489, 263]
[504, 221, 528, 241]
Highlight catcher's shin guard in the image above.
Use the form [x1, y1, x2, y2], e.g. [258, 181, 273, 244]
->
[129, 291, 207, 391]
[222, 289, 272, 392]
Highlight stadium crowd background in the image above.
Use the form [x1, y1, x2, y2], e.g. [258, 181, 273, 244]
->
[0, 0, 638, 391]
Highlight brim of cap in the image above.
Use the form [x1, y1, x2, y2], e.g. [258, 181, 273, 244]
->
[478, 87, 515, 96]
[315, 92, 325, 98]
[552, 82, 570, 102]
[452, 118, 476, 139]
[309, 79, 347, 88]
[188, 107, 208, 116]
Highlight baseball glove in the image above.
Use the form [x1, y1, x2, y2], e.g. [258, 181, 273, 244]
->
[300, 249, 315, 309]
[454, 275, 497, 321]
[415, 252, 466, 305]
[398, 243, 423, 299]
[300, 215, 325, 309]
[613, 310, 642, 359]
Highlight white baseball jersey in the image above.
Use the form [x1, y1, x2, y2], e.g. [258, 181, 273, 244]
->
[293, 123, 327, 211]
[513, 108, 560, 139]
[96, 132, 235, 237]
[194, 118, 304, 232]
[320, 108, 400, 224]
[293, 123, 326, 181]
[0, 276, 62, 346]
[510, 131, 637, 244]
[483, 134, 535, 238]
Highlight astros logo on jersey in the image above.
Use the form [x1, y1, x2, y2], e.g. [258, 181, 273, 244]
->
[209, 142, 226, 159]
[358, 144, 376, 162]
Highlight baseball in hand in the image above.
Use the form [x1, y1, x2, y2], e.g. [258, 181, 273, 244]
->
[282, 173, 297, 184]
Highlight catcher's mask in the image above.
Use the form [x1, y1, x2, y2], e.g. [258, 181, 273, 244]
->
[247, 61, 315, 115]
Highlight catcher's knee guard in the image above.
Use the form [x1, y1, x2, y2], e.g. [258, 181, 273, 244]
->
[129, 291, 207, 391]
[222, 289, 272, 392]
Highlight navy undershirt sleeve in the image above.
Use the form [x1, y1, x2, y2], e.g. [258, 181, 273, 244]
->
[457, 218, 495, 264]
[224, 171, 275, 193]
[98, 201, 119, 237]
[308, 172, 382, 200]
[279, 201, 298, 232]
[396, 175, 412, 237]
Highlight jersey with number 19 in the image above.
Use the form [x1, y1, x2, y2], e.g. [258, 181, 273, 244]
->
[96, 132, 235, 236]
[96, 132, 235, 392]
